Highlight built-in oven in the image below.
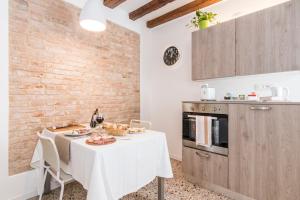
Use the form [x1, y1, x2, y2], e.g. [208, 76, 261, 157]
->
[182, 102, 228, 156]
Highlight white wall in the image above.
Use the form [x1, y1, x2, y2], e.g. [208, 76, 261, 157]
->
[0, 0, 145, 199]
[140, 7, 300, 161]
[0, 1, 38, 199]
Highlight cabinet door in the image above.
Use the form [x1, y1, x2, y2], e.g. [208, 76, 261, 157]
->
[192, 20, 235, 80]
[183, 147, 228, 188]
[294, 0, 300, 67]
[236, 1, 299, 75]
[229, 104, 300, 200]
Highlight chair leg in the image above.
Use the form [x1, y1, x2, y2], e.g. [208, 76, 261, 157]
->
[59, 182, 64, 200]
[39, 169, 48, 200]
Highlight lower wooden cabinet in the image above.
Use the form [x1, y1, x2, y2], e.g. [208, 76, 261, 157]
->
[229, 104, 300, 200]
[182, 146, 228, 188]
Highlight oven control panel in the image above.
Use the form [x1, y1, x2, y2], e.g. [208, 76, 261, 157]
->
[182, 103, 228, 114]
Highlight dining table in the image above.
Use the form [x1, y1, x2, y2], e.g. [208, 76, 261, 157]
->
[31, 127, 173, 200]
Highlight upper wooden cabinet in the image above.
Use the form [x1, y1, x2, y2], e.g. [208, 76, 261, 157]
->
[192, 0, 300, 80]
[295, 0, 300, 67]
[236, 1, 299, 75]
[229, 104, 300, 200]
[192, 20, 236, 80]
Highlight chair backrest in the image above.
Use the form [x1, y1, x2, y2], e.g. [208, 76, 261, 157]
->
[37, 132, 60, 176]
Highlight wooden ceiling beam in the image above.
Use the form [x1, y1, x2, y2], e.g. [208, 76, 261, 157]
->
[146, 0, 221, 28]
[129, 0, 175, 21]
[103, 0, 127, 8]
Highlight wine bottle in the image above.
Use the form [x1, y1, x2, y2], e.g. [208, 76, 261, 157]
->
[90, 109, 99, 128]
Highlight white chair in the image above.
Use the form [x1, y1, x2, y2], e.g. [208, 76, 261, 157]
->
[37, 132, 73, 200]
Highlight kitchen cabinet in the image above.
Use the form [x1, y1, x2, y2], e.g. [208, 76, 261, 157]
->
[183, 146, 228, 188]
[295, 0, 300, 67]
[192, 20, 235, 80]
[236, 1, 299, 75]
[228, 104, 300, 200]
[192, 0, 300, 80]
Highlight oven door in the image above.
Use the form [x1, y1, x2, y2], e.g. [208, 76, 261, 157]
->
[182, 112, 228, 156]
[182, 113, 196, 141]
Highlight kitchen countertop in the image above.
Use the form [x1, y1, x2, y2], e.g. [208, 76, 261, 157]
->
[182, 100, 300, 105]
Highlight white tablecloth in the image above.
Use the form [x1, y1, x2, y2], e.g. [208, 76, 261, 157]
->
[31, 130, 173, 200]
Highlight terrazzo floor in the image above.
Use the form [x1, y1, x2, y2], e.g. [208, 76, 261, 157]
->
[31, 160, 230, 200]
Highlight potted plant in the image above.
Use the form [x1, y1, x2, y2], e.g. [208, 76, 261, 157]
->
[190, 10, 217, 30]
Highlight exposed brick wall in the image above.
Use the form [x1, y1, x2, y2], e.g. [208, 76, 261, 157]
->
[9, 0, 140, 175]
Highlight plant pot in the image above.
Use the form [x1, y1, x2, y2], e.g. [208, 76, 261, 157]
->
[199, 20, 209, 30]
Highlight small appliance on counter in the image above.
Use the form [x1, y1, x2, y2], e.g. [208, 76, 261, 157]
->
[271, 86, 289, 101]
[254, 84, 272, 100]
[254, 84, 290, 101]
[247, 92, 258, 101]
[200, 84, 216, 101]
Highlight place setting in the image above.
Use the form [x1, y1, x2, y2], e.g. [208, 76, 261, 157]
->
[46, 108, 152, 148]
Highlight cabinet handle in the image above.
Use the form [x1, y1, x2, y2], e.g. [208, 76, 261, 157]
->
[195, 151, 210, 158]
[249, 106, 272, 111]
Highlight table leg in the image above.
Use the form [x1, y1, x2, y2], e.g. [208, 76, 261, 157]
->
[158, 177, 164, 200]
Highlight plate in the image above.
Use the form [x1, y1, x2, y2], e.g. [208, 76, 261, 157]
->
[64, 130, 91, 137]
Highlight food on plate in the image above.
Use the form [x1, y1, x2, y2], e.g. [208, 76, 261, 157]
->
[86, 134, 116, 145]
[102, 122, 129, 136]
[77, 129, 90, 134]
[64, 129, 92, 137]
[48, 124, 87, 132]
[103, 122, 129, 129]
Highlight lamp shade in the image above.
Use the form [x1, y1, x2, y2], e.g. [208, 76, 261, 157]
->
[80, 0, 106, 32]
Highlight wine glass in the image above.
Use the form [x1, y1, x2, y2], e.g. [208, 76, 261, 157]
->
[96, 113, 104, 124]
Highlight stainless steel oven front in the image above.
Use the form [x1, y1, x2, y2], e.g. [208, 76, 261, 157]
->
[182, 102, 228, 156]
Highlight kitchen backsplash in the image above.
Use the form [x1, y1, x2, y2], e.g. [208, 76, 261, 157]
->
[199, 71, 300, 101]
[9, 0, 140, 175]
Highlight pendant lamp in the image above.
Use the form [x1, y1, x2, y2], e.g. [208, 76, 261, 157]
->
[80, 0, 106, 32]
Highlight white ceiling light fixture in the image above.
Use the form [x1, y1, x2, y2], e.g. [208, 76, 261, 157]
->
[80, 0, 107, 32]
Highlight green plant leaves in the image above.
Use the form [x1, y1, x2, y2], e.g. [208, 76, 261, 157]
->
[189, 10, 217, 29]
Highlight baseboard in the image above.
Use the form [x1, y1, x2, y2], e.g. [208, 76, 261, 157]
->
[11, 179, 62, 200]
[185, 175, 254, 200]
[11, 191, 37, 200]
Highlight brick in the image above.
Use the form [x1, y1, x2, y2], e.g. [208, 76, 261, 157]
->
[9, 0, 140, 175]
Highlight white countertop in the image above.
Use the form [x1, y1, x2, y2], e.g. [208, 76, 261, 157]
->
[182, 100, 300, 105]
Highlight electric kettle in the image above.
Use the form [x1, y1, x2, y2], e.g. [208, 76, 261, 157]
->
[271, 86, 289, 101]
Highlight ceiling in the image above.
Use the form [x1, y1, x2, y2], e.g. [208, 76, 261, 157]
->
[66, 0, 290, 28]
[120, 0, 195, 22]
